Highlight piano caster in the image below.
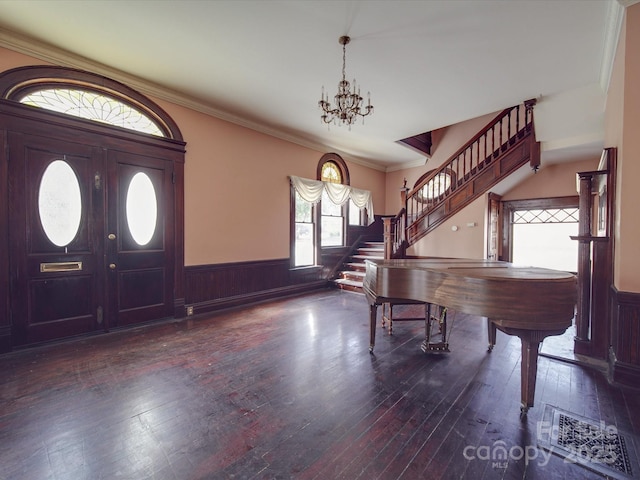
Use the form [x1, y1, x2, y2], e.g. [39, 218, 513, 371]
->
[520, 404, 529, 418]
[487, 343, 495, 353]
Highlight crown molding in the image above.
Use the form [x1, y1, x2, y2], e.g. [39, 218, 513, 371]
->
[384, 157, 429, 173]
[0, 27, 391, 172]
[600, 1, 626, 92]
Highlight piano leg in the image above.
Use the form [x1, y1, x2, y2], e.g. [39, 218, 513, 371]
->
[492, 325, 568, 416]
[369, 303, 378, 353]
[381, 302, 388, 331]
[487, 319, 497, 352]
[519, 332, 541, 416]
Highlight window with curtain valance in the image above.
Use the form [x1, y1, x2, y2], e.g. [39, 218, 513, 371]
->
[289, 175, 374, 225]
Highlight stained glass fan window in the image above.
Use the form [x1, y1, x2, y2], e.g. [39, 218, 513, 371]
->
[20, 88, 164, 137]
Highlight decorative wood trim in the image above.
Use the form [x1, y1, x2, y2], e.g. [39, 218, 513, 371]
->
[0, 128, 7, 343]
[501, 196, 580, 263]
[0, 69, 186, 350]
[609, 286, 640, 387]
[0, 66, 184, 141]
[0, 98, 185, 154]
[185, 259, 328, 316]
[174, 160, 186, 317]
[188, 282, 329, 316]
[0, 326, 9, 354]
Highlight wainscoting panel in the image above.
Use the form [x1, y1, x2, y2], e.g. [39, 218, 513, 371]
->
[610, 287, 640, 387]
[185, 259, 327, 315]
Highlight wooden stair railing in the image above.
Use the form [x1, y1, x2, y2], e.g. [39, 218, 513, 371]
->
[384, 100, 540, 259]
[383, 209, 407, 259]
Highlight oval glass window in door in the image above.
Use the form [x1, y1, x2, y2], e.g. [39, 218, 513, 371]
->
[38, 159, 82, 247]
[126, 172, 158, 246]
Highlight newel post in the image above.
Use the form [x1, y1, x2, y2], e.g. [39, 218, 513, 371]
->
[524, 98, 540, 172]
[400, 177, 409, 206]
[383, 217, 394, 260]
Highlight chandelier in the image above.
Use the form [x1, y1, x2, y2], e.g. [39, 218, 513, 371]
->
[319, 35, 373, 127]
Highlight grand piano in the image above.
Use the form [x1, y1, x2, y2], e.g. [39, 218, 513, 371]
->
[363, 258, 577, 415]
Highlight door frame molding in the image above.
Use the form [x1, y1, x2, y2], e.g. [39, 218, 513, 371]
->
[500, 195, 579, 263]
[0, 94, 186, 351]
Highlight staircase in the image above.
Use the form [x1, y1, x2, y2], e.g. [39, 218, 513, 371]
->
[333, 241, 384, 293]
[386, 100, 540, 258]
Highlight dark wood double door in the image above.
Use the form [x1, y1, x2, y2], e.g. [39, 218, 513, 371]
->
[8, 130, 176, 346]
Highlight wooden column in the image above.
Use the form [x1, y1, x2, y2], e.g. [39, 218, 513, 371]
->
[574, 173, 594, 352]
[572, 149, 615, 359]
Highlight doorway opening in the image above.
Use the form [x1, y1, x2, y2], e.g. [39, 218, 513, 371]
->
[502, 196, 580, 362]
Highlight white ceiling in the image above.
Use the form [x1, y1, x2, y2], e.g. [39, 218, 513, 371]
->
[0, 0, 625, 171]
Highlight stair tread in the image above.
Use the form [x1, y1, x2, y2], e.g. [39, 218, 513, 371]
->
[345, 262, 366, 270]
[334, 278, 363, 287]
[340, 270, 365, 278]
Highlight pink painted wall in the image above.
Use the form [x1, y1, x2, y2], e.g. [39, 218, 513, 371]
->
[408, 196, 487, 259]
[502, 158, 598, 201]
[605, 4, 640, 292]
[153, 98, 385, 265]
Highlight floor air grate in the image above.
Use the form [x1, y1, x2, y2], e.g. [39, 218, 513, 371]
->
[538, 405, 639, 479]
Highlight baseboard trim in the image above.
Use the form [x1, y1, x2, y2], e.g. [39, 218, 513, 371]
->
[609, 346, 640, 389]
[189, 281, 330, 316]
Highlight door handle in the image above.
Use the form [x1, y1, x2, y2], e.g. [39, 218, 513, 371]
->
[108, 233, 116, 240]
[109, 263, 117, 270]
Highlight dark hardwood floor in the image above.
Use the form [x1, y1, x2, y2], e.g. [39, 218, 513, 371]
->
[1, 290, 639, 480]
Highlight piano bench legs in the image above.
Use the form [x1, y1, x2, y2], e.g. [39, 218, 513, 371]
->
[369, 302, 449, 353]
[381, 301, 429, 336]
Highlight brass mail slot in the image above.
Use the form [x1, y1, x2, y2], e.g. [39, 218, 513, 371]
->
[40, 261, 83, 273]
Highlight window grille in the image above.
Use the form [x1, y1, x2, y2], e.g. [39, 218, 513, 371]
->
[512, 208, 579, 224]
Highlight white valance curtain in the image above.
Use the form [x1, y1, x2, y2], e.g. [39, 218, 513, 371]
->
[289, 175, 374, 225]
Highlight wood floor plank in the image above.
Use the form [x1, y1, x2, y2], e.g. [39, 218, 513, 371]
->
[1, 290, 639, 480]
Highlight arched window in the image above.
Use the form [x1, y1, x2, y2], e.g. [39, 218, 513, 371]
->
[317, 154, 350, 248]
[0, 66, 182, 141]
[291, 153, 352, 267]
[320, 161, 342, 183]
[317, 153, 350, 185]
[20, 88, 164, 137]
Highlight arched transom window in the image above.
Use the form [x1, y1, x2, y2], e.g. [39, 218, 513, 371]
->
[0, 66, 183, 141]
[320, 161, 342, 184]
[20, 88, 164, 137]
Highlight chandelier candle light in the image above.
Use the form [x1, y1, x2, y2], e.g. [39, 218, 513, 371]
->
[319, 35, 373, 127]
